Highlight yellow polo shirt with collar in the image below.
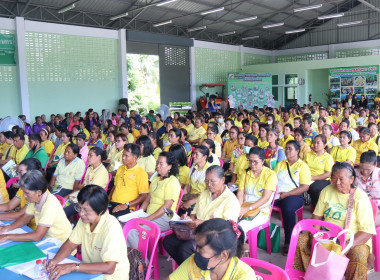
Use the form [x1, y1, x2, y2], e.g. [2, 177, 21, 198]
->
[222, 139, 239, 159]
[299, 143, 311, 160]
[0, 142, 8, 155]
[112, 164, 149, 209]
[153, 121, 163, 131]
[185, 123, 195, 135]
[41, 140, 55, 156]
[257, 139, 268, 149]
[0, 171, 9, 204]
[178, 165, 190, 186]
[15, 188, 36, 230]
[69, 212, 129, 280]
[275, 159, 311, 193]
[1, 144, 15, 160]
[189, 162, 210, 194]
[25, 192, 72, 243]
[131, 128, 140, 141]
[14, 144, 29, 164]
[192, 187, 240, 222]
[153, 147, 162, 161]
[233, 153, 249, 185]
[188, 126, 206, 141]
[126, 133, 134, 144]
[107, 149, 123, 172]
[279, 135, 294, 149]
[200, 133, 222, 144]
[137, 155, 156, 174]
[82, 128, 90, 140]
[83, 164, 109, 189]
[54, 157, 86, 190]
[353, 139, 379, 164]
[371, 134, 380, 147]
[147, 175, 181, 215]
[330, 146, 356, 165]
[304, 151, 334, 178]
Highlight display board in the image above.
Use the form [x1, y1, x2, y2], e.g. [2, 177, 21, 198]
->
[0, 34, 16, 65]
[329, 65, 379, 107]
[227, 73, 273, 110]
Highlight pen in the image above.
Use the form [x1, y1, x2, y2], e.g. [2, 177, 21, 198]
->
[46, 253, 49, 276]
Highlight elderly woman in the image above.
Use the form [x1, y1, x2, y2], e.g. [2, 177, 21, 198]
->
[46, 185, 129, 280]
[304, 134, 335, 207]
[353, 127, 379, 165]
[356, 150, 380, 226]
[330, 130, 356, 165]
[274, 140, 311, 254]
[293, 162, 376, 279]
[136, 135, 156, 178]
[49, 144, 86, 198]
[87, 127, 103, 149]
[164, 165, 241, 265]
[0, 170, 72, 243]
[167, 219, 255, 280]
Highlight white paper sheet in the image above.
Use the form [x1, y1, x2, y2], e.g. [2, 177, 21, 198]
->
[117, 209, 148, 223]
[0, 227, 28, 246]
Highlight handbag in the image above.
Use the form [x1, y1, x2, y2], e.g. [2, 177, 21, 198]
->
[304, 188, 355, 279]
[257, 223, 280, 253]
[169, 221, 195, 241]
[286, 162, 311, 206]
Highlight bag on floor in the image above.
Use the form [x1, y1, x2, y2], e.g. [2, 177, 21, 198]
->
[304, 229, 354, 280]
[128, 247, 147, 280]
[257, 223, 280, 253]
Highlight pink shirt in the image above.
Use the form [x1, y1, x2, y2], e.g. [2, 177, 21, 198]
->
[80, 145, 89, 164]
[356, 167, 380, 207]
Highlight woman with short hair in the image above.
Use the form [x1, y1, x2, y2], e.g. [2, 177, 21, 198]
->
[136, 135, 156, 177]
[87, 127, 103, 149]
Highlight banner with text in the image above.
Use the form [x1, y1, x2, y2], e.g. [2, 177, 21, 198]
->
[0, 34, 16, 65]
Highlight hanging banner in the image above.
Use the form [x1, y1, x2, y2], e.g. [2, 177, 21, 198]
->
[0, 34, 16, 65]
[328, 65, 379, 107]
[227, 73, 273, 110]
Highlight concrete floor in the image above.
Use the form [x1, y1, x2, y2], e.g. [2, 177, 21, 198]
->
[155, 205, 380, 280]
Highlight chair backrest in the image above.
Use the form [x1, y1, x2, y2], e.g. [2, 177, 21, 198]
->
[219, 158, 224, 168]
[123, 218, 160, 280]
[48, 147, 57, 162]
[176, 189, 184, 213]
[54, 195, 66, 207]
[79, 163, 89, 184]
[44, 161, 49, 172]
[105, 173, 112, 192]
[285, 219, 346, 278]
[241, 257, 290, 280]
[371, 200, 378, 222]
[6, 177, 19, 189]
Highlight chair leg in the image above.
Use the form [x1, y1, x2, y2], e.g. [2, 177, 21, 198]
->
[158, 238, 166, 255]
[151, 247, 160, 280]
[374, 235, 380, 272]
[248, 229, 258, 259]
[264, 226, 271, 255]
[172, 259, 179, 271]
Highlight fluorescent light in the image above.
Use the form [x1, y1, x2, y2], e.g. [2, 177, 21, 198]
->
[187, 26, 207, 32]
[218, 31, 236, 36]
[294, 4, 322, 12]
[153, 20, 172, 27]
[234, 16, 257, 23]
[285, 29, 306, 34]
[200, 7, 224, 15]
[58, 3, 76, 14]
[110, 12, 128, 21]
[263, 22, 284, 28]
[242, 36, 259, 40]
[318, 13, 344, 20]
[337, 20, 362, 27]
[156, 0, 177, 6]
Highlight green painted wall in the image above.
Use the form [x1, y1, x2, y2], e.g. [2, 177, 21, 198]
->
[0, 30, 20, 117]
[25, 32, 119, 120]
[306, 69, 329, 105]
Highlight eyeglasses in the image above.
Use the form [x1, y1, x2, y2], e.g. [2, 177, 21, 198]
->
[74, 204, 92, 215]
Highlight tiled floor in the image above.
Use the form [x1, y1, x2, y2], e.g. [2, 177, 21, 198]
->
[156, 205, 380, 279]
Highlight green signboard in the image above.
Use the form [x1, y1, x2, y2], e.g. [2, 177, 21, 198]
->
[227, 73, 273, 110]
[0, 34, 16, 65]
[328, 65, 379, 106]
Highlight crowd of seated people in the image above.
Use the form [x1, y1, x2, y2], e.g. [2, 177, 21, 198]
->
[0, 98, 379, 279]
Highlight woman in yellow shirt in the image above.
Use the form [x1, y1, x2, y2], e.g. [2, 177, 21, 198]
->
[161, 122, 174, 149]
[353, 127, 379, 165]
[0, 131, 8, 158]
[206, 126, 222, 158]
[153, 114, 164, 131]
[317, 116, 327, 134]
[188, 117, 206, 145]
[294, 128, 311, 160]
[168, 219, 256, 280]
[0, 170, 72, 244]
[228, 132, 246, 174]
[322, 124, 340, 152]
[304, 134, 335, 207]
[48, 129, 72, 168]
[0, 131, 16, 165]
[39, 128, 55, 156]
[330, 130, 356, 165]
[279, 123, 294, 149]
[169, 143, 190, 188]
[257, 124, 270, 149]
[164, 128, 181, 152]
[148, 131, 163, 161]
[136, 135, 156, 178]
[201, 139, 221, 167]
[221, 126, 239, 163]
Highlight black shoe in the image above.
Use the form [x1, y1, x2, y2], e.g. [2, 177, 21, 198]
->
[282, 244, 289, 256]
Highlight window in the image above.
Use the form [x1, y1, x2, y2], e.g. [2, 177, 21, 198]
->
[285, 74, 298, 84]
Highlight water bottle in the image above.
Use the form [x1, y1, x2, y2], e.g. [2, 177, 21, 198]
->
[34, 259, 47, 280]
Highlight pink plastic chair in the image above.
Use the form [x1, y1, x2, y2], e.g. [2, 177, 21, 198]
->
[79, 163, 89, 184]
[219, 158, 224, 167]
[246, 187, 278, 259]
[285, 219, 346, 279]
[370, 200, 380, 272]
[54, 195, 66, 207]
[105, 173, 112, 193]
[6, 177, 19, 189]
[241, 257, 290, 280]
[272, 205, 303, 228]
[123, 218, 161, 280]
[188, 146, 195, 167]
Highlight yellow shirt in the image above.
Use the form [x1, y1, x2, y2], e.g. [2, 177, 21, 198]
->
[202, 123, 208, 131]
[54, 158, 86, 190]
[25, 192, 72, 243]
[299, 143, 311, 160]
[137, 155, 156, 174]
[189, 162, 210, 194]
[304, 151, 334, 178]
[112, 164, 149, 208]
[234, 154, 249, 185]
[330, 146, 356, 165]
[153, 121, 163, 131]
[83, 164, 109, 189]
[69, 212, 129, 280]
[1, 144, 15, 160]
[0, 142, 8, 155]
[275, 159, 311, 193]
[14, 144, 29, 164]
[178, 165, 190, 185]
[238, 166, 277, 216]
[188, 126, 206, 141]
[152, 147, 162, 161]
[127, 133, 134, 144]
[353, 139, 379, 164]
[279, 135, 294, 149]
[257, 139, 269, 149]
[259, 115, 267, 123]
[15, 188, 36, 230]
[214, 142, 222, 158]
[235, 120, 243, 128]
[200, 133, 223, 144]
[107, 149, 123, 172]
[147, 175, 181, 215]
[41, 140, 55, 156]
[170, 255, 255, 280]
[192, 187, 240, 222]
[185, 123, 195, 135]
[82, 128, 90, 140]
[131, 128, 140, 141]
[222, 139, 239, 159]
[0, 171, 9, 204]
[371, 134, 380, 147]
[314, 185, 376, 247]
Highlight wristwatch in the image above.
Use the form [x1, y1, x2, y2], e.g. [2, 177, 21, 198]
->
[76, 263, 80, 272]
[248, 205, 253, 211]
[125, 202, 130, 207]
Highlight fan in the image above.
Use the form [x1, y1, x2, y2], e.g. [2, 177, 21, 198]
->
[159, 104, 170, 121]
[100, 109, 112, 130]
[0, 116, 24, 132]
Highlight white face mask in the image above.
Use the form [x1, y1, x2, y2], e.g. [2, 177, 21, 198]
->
[268, 120, 273, 125]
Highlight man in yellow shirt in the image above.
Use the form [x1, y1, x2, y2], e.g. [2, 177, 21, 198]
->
[13, 134, 29, 165]
[282, 110, 294, 127]
[188, 117, 206, 144]
[109, 143, 149, 217]
[352, 127, 379, 165]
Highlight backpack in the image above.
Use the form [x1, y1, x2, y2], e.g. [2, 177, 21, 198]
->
[128, 247, 147, 280]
